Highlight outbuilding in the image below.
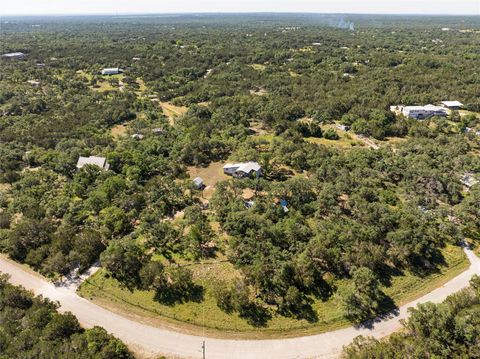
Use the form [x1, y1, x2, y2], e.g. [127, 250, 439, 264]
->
[192, 177, 205, 190]
[441, 101, 464, 110]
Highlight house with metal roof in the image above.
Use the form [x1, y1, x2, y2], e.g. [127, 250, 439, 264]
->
[76, 156, 110, 170]
[441, 101, 464, 110]
[401, 104, 447, 119]
[223, 162, 262, 178]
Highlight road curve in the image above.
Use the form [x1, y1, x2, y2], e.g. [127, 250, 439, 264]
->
[1, 246, 479, 359]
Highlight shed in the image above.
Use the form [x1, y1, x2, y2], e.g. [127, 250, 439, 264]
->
[441, 101, 464, 110]
[193, 177, 205, 190]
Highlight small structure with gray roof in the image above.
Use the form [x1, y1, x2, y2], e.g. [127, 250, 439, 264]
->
[192, 177, 205, 190]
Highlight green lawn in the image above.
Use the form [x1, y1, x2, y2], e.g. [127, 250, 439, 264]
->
[78, 244, 468, 339]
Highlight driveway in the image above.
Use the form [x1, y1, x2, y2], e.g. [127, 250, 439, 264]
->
[1, 245, 479, 359]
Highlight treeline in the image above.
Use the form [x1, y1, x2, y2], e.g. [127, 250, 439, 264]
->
[343, 275, 480, 358]
[0, 273, 133, 358]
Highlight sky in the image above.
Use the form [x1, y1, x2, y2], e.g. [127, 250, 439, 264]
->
[1, 0, 479, 16]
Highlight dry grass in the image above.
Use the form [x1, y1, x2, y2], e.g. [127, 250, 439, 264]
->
[78, 245, 467, 339]
[0, 183, 12, 192]
[250, 64, 266, 71]
[187, 162, 230, 200]
[111, 124, 128, 139]
[160, 102, 188, 125]
[250, 88, 268, 96]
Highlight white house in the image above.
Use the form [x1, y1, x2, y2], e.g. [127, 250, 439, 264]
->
[401, 105, 447, 119]
[1, 52, 26, 59]
[101, 68, 122, 75]
[76, 156, 110, 170]
[441, 101, 463, 110]
[223, 162, 262, 178]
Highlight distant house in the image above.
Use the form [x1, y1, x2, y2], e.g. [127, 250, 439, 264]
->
[223, 162, 262, 178]
[1, 52, 26, 59]
[336, 124, 350, 131]
[152, 128, 166, 135]
[192, 177, 205, 190]
[441, 101, 464, 110]
[101, 68, 122, 75]
[460, 173, 478, 189]
[76, 156, 110, 170]
[27, 80, 41, 87]
[400, 105, 447, 119]
[131, 133, 144, 140]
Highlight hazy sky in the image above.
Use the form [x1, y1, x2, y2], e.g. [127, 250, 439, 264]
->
[1, 0, 479, 16]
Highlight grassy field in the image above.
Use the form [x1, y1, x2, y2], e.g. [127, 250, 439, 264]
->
[187, 161, 230, 200]
[78, 244, 468, 339]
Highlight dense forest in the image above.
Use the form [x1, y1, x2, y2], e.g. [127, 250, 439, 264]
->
[0, 14, 479, 328]
[0, 274, 132, 358]
[343, 275, 480, 358]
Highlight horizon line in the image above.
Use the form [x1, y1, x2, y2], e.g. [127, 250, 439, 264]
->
[2, 11, 479, 17]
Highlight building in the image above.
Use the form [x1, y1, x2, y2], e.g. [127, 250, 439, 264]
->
[441, 101, 464, 110]
[223, 162, 262, 178]
[131, 133, 144, 140]
[1, 52, 26, 59]
[460, 173, 478, 189]
[401, 105, 447, 119]
[192, 177, 205, 190]
[76, 156, 110, 170]
[101, 68, 122, 75]
[27, 80, 41, 87]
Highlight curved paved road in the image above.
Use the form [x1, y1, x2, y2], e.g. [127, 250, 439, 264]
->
[1, 245, 479, 359]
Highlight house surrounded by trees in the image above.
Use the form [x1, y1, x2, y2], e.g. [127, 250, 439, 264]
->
[76, 156, 110, 170]
[223, 162, 262, 178]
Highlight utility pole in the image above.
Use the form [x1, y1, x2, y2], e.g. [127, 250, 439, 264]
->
[202, 341, 206, 359]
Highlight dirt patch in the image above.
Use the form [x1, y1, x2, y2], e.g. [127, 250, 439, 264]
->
[187, 162, 230, 200]
[160, 102, 188, 125]
[111, 124, 127, 139]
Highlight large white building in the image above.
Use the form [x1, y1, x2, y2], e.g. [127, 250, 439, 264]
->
[101, 67, 122, 75]
[1, 52, 26, 59]
[395, 104, 447, 119]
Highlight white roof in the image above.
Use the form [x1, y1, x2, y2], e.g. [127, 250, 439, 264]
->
[102, 68, 121, 73]
[441, 101, 463, 107]
[76, 156, 108, 169]
[223, 162, 261, 172]
[2, 52, 25, 57]
[236, 162, 261, 173]
[404, 104, 445, 111]
[223, 163, 241, 169]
